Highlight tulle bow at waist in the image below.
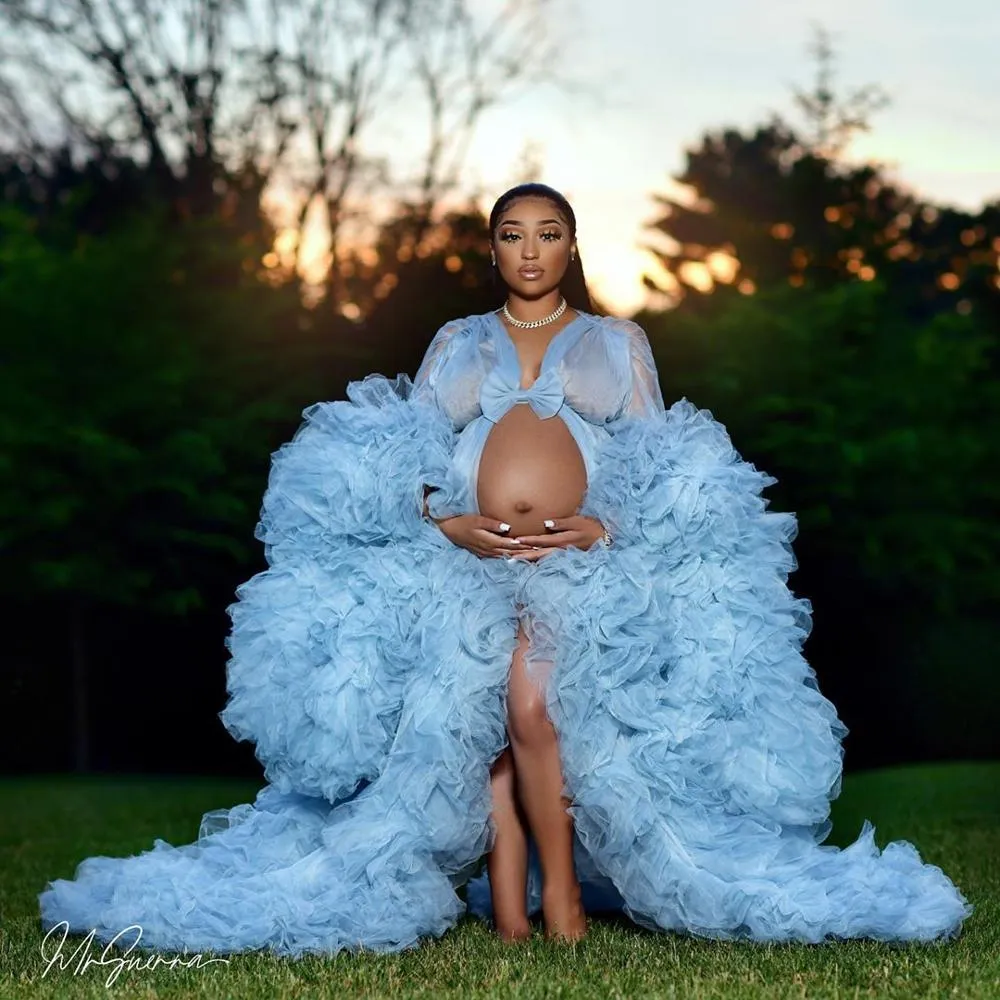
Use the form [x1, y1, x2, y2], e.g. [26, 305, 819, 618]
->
[480, 365, 564, 423]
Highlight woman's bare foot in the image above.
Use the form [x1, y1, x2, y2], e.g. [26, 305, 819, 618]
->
[541, 883, 588, 941]
[495, 920, 532, 943]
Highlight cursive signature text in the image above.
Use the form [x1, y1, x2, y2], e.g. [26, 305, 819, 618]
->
[40, 922, 230, 988]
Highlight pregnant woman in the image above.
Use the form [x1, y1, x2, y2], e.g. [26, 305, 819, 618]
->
[39, 184, 971, 956]
[423, 188, 627, 942]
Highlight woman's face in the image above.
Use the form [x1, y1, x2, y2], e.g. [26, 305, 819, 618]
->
[492, 197, 576, 300]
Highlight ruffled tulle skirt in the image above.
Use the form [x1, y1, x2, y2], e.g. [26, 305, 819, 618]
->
[38, 376, 972, 955]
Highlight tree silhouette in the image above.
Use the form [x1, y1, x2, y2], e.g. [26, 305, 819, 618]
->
[642, 29, 1000, 324]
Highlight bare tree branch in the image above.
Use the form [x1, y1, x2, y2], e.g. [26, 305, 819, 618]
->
[0, 0, 575, 303]
[791, 23, 891, 159]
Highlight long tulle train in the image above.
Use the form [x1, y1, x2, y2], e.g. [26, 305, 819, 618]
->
[39, 382, 972, 954]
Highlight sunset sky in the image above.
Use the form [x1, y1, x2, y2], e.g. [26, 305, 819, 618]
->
[452, 0, 1000, 313]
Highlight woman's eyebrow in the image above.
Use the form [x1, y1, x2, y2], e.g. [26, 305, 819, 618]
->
[498, 218, 565, 227]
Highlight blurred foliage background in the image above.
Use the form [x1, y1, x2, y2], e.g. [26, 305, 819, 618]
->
[0, 4, 996, 778]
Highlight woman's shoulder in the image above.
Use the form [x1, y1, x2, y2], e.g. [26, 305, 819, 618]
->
[588, 312, 648, 338]
[573, 312, 650, 357]
[428, 311, 497, 344]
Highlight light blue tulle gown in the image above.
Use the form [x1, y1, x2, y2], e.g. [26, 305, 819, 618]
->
[38, 310, 972, 954]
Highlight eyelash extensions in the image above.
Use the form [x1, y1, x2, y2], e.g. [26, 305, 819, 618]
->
[498, 231, 563, 243]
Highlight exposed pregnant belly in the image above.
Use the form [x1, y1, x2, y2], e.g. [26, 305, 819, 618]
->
[476, 403, 588, 538]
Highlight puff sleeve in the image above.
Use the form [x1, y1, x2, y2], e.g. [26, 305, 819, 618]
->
[412, 318, 465, 405]
[616, 317, 666, 419]
[412, 319, 476, 520]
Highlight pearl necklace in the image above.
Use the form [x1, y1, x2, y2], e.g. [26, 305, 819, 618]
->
[502, 297, 567, 329]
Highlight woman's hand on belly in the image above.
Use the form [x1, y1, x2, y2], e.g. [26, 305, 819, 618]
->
[435, 513, 536, 559]
[505, 515, 607, 560]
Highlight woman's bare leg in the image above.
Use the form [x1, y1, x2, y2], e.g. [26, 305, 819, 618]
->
[506, 621, 587, 941]
[486, 745, 532, 941]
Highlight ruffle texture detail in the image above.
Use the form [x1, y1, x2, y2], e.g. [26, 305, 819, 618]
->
[541, 399, 970, 941]
[40, 373, 519, 955]
[254, 373, 456, 554]
[39, 392, 972, 955]
[40, 528, 521, 954]
[222, 373, 462, 802]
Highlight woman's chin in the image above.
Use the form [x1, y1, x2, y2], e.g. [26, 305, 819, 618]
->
[503, 279, 563, 300]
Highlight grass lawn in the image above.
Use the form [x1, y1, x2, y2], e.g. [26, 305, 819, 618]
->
[1, 761, 997, 999]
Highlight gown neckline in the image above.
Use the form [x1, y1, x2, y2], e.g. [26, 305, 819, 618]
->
[489, 309, 590, 390]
